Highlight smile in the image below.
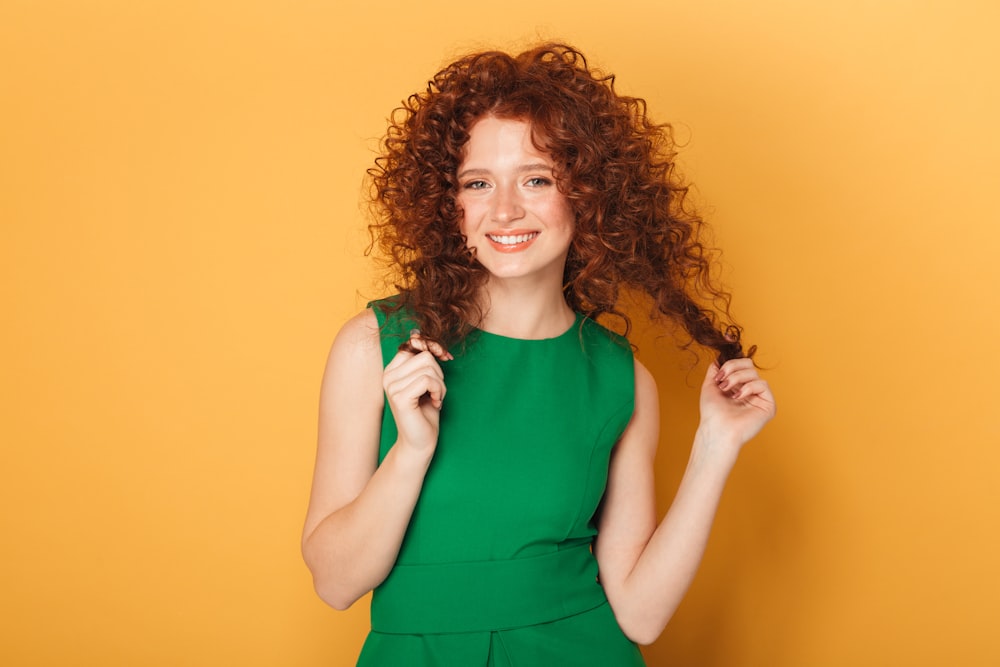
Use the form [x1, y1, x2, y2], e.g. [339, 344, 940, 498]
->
[486, 232, 539, 245]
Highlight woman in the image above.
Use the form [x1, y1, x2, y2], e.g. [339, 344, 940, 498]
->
[302, 44, 775, 665]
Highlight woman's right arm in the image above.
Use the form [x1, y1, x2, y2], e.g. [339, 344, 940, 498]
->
[301, 309, 447, 610]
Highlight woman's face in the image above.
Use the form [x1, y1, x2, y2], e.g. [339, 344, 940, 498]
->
[454, 116, 574, 286]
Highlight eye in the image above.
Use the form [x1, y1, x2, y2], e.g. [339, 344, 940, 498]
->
[525, 177, 552, 187]
[463, 180, 490, 190]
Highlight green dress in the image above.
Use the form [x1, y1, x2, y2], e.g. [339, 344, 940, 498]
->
[358, 298, 646, 666]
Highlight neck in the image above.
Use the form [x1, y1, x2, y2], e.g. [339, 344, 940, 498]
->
[474, 277, 576, 339]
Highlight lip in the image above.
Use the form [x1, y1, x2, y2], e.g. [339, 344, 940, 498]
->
[485, 230, 539, 253]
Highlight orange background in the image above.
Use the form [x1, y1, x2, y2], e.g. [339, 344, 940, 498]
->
[2, 1, 998, 665]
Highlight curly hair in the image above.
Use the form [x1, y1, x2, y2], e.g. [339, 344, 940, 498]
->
[368, 43, 754, 363]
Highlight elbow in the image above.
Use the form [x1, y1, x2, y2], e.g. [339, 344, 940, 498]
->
[622, 623, 665, 647]
[312, 576, 360, 611]
[610, 602, 672, 646]
[305, 556, 365, 611]
[302, 541, 363, 611]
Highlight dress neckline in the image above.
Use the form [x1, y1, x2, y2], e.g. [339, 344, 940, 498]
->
[471, 311, 584, 342]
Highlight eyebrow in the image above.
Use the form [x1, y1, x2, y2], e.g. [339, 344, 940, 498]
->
[456, 162, 555, 180]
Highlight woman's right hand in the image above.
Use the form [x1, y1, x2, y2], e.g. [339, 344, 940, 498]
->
[381, 331, 452, 453]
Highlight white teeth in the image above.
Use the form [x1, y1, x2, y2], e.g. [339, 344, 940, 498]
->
[487, 233, 538, 245]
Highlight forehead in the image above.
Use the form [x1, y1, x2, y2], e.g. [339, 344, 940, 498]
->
[460, 116, 553, 164]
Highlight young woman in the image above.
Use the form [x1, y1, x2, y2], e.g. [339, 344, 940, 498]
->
[302, 44, 776, 666]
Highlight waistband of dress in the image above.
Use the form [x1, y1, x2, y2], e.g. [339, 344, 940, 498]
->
[370, 542, 608, 635]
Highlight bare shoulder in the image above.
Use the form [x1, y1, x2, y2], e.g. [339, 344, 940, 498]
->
[324, 308, 382, 373]
[320, 308, 384, 419]
[332, 308, 380, 352]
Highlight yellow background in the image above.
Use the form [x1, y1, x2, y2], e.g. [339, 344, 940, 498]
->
[2, 1, 998, 665]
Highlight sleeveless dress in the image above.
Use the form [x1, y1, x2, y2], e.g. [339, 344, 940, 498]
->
[358, 298, 647, 666]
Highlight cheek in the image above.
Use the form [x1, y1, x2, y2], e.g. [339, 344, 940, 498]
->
[456, 199, 483, 232]
[548, 198, 576, 231]
[455, 207, 476, 244]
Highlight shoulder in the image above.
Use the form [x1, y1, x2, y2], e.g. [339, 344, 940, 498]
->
[325, 295, 411, 368]
[333, 308, 380, 353]
[366, 295, 419, 352]
[366, 295, 402, 326]
[579, 316, 633, 356]
[323, 309, 383, 386]
[578, 316, 635, 383]
[608, 359, 659, 465]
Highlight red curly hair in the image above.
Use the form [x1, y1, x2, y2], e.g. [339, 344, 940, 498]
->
[369, 43, 754, 363]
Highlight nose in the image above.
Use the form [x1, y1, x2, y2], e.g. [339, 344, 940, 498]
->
[491, 183, 525, 224]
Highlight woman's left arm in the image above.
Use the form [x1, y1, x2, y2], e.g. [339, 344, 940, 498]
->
[594, 358, 776, 645]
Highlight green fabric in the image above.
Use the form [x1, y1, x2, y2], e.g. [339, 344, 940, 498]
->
[359, 297, 644, 666]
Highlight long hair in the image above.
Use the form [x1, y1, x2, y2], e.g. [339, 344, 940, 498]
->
[369, 43, 754, 363]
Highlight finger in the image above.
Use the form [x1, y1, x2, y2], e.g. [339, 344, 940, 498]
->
[407, 329, 454, 361]
[714, 357, 755, 384]
[384, 350, 445, 387]
[386, 345, 415, 372]
[386, 339, 447, 377]
[410, 373, 446, 407]
[385, 372, 443, 404]
[389, 372, 447, 408]
[384, 354, 447, 397]
[705, 362, 722, 387]
[731, 378, 775, 410]
[716, 367, 761, 393]
[716, 357, 754, 376]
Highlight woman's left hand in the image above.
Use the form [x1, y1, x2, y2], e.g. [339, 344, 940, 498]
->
[698, 358, 776, 453]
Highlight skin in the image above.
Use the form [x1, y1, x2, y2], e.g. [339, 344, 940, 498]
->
[301, 116, 776, 644]
[455, 115, 575, 318]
